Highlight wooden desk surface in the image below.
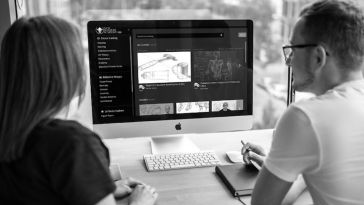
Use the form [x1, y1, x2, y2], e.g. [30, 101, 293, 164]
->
[104, 129, 311, 205]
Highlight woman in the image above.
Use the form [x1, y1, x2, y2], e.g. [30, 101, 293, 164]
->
[0, 15, 157, 205]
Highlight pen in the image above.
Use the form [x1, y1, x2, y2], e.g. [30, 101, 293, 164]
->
[240, 140, 251, 151]
[240, 140, 262, 170]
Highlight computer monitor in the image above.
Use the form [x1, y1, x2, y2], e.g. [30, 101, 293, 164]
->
[87, 20, 253, 153]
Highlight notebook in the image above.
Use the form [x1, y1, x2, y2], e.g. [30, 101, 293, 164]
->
[215, 164, 259, 196]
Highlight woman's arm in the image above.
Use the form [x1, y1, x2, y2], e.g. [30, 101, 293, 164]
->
[96, 194, 116, 205]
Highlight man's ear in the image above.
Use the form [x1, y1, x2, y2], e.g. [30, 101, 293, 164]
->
[313, 45, 327, 69]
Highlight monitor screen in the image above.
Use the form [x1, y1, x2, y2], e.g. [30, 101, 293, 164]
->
[87, 20, 253, 138]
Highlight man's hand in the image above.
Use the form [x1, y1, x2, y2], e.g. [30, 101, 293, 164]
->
[114, 177, 145, 199]
[241, 142, 266, 167]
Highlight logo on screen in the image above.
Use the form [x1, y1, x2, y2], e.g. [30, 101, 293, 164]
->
[175, 123, 182, 130]
[95, 27, 117, 34]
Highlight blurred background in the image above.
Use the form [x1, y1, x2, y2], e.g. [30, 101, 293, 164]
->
[13, 0, 364, 129]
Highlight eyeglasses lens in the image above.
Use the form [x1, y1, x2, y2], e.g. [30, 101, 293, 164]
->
[284, 47, 292, 61]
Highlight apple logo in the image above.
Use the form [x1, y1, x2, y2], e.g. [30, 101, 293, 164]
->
[175, 122, 182, 130]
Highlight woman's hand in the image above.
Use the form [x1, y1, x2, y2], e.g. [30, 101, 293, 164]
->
[128, 184, 158, 205]
[114, 177, 144, 199]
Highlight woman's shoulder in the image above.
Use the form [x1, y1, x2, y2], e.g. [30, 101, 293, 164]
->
[45, 119, 92, 134]
[39, 119, 92, 135]
[29, 119, 101, 149]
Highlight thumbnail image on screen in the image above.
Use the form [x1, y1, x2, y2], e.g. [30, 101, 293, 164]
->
[176, 101, 209, 114]
[212, 99, 244, 112]
[137, 52, 191, 84]
[193, 50, 245, 82]
[139, 103, 174, 116]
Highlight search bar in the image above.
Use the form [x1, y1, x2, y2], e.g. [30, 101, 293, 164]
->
[136, 33, 224, 38]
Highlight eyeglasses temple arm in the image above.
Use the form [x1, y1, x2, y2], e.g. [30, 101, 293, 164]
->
[287, 65, 295, 105]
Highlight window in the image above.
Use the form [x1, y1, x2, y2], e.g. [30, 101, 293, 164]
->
[18, 0, 344, 129]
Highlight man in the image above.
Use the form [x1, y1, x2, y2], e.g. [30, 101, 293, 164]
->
[242, 0, 364, 204]
[164, 104, 171, 114]
[219, 102, 231, 112]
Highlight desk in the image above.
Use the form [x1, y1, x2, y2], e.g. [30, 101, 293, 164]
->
[104, 129, 312, 205]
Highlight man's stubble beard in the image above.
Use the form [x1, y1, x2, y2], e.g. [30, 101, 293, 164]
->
[292, 65, 315, 92]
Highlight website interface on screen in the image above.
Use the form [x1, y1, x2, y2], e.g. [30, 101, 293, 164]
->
[88, 22, 251, 124]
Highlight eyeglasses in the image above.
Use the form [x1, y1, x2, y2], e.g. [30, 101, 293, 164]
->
[282, 44, 330, 66]
[282, 44, 317, 65]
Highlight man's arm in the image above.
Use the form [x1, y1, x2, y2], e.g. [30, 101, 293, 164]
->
[246, 105, 316, 205]
[282, 174, 307, 205]
[251, 167, 292, 205]
[244, 150, 307, 205]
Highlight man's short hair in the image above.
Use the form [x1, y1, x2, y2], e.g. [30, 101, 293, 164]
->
[300, 0, 364, 70]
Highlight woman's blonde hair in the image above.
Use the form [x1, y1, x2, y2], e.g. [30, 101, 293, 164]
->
[0, 15, 86, 161]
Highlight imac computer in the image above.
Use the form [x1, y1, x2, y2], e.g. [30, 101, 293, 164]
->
[87, 20, 253, 154]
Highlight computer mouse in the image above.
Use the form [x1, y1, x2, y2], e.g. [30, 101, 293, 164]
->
[226, 151, 244, 163]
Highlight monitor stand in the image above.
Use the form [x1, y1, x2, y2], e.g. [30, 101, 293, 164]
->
[150, 135, 200, 154]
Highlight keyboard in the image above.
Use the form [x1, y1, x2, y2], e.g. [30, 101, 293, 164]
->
[143, 150, 221, 172]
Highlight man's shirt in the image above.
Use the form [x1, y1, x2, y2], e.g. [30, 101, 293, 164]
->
[265, 80, 364, 205]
